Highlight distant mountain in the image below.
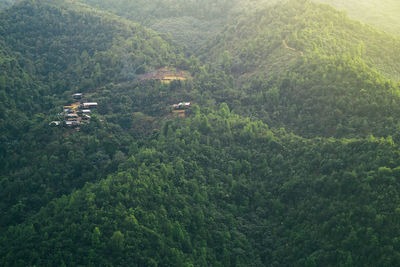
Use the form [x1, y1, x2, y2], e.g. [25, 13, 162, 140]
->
[75, 0, 244, 51]
[196, 0, 400, 138]
[76, 0, 285, 51]
[316, 0, 400, 36]
[201, 0, 400, 81]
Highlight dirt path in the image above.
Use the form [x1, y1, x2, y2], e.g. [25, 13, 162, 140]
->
[282, 40, 304, 56]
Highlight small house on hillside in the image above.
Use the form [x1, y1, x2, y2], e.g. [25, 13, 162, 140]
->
[66, 113, 79, 120]
[65, 121, 80, 127]
[63, 106, 75, 114]
[77, 109, 91, 116]
[172, 102, 191, 110]
[72, 93, 83, 99]
[49, 121, 61, 126]
[82, 102, 98, 109]
[82, 114, 91, 120]
[171, 102, 192, 118]
[161, 75, 186, 84]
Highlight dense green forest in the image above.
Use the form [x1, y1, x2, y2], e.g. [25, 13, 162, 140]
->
[76, 0, 244, 51]
[197, 0, 400, 138]
[0, 0, 186, 227]
[201, 0, 400, 81]
[74, 0, 400, 51]
[3, 107, 400, 266]
[0, 0, 186, 92]
[0, 0, 19, 10]
[2, 0, 400, 265]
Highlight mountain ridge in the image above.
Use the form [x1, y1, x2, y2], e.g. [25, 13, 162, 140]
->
[199, 0, 400, 81]
[316, 0, 400, 36]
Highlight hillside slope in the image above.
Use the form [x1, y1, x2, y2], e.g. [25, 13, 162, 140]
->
[0, 0, 184, 94]
[316, 0, 400, 36]
[75, 0, 280, 51]
[0, 0, 186, 227]
[2, 108, 400, 266]
[196, 0, 400, 138]
[75, 0, 238, 51]
[200, 0, 400, 81]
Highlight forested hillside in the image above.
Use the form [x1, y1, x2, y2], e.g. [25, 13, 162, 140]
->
[2, 0, 400, 266]
[3, 107, 400, 266]
[0, 0, 19, 10]
[316, 0, 400, 36]
[0, 41, 40, 181]
[0, 0, 187, 227]
[76, 0, 241, 51]
[0, 0, 184, 94]
[197, 0, 400, 138]
[75, 0, 289, 51]
[201, 0, 400, 81]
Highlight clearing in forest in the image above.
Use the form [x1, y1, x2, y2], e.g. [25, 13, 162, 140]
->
[139, 67, 190, 83]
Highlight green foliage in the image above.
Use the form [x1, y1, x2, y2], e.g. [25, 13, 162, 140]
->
[2, 0, 400, 266]
[195, 0, 400, 138]
[234, 54, 400, 138]
[75, 0, 243, 50]
[201, 0, 400, 81]
[0, 0, 183, 94]
[0, 0, 186, 227]
[3, 108, 400, 266]
[0, 0, 18, 10]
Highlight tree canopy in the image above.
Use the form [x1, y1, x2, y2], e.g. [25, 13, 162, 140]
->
[2, 0, 400, 266]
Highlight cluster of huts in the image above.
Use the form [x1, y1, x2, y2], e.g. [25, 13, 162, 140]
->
[50, 93, 97, 128]
[50, 92, 192, 128]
